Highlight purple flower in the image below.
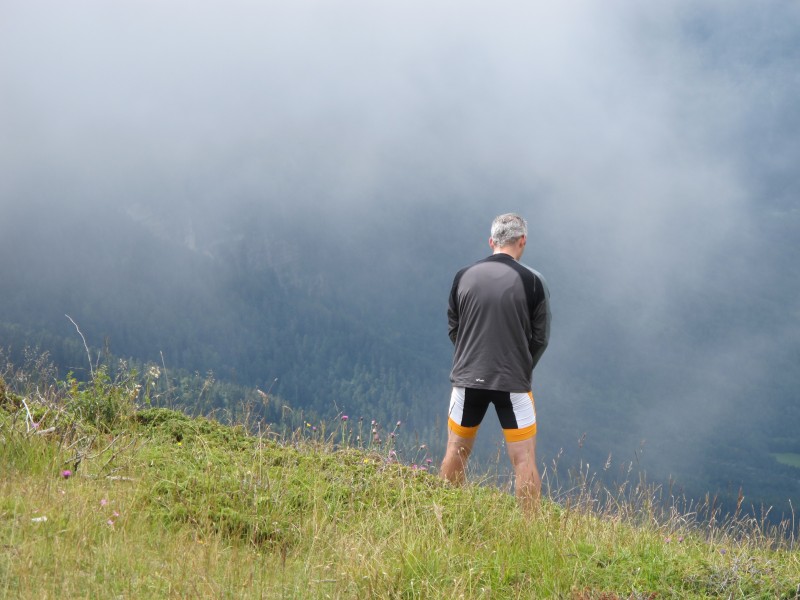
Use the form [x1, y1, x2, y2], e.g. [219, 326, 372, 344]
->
[341, 415, 349, 421]
[61, 470, 72, 479]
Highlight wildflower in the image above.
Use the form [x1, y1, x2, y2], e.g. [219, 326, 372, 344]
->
[678, 536, 684, 543]
[312, 426, 317, 432]
[112, 511, 120, 517]
[425, 458, 432, 465]
[389, 432, 395, 438]
[100, 498, 108, 507]
[107, 519, 115, 527]
[396, 421, 402, 427]
[341, 415, 349, 421]
[665, 537, 671, 543]
[61, 470, 72, 479]
[371, 420, 376, 425]
[411, 464, 418, 470]
[719, 549, 727, 555]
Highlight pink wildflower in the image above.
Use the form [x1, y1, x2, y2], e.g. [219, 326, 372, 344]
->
[61, 470, 72, 479]
[100, 498, 108, 507]
[341, 415, 349, 421]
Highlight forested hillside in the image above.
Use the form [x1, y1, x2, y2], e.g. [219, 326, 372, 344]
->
[0, 202, 452, 435]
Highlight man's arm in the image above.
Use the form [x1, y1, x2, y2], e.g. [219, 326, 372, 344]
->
[447, 272, 463, 345]
[528, 275, 551, 370]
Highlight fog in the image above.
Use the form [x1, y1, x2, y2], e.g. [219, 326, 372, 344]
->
[2, 1, 799, 499]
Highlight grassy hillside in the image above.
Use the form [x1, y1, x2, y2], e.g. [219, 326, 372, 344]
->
[1, 370, 799, 599]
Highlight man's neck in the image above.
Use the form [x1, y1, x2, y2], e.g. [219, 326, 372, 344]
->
[493, 248, 521, 261]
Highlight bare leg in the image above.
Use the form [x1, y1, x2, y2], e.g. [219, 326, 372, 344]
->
[506, 435, 541, 514]
[439, 429, 476, 486]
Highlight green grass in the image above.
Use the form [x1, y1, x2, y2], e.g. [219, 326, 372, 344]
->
[1, 374, 799, 599]
[773, 453, 800, 469]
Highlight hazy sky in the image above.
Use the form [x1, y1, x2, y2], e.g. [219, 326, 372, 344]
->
[3, 2, 797, 253]
[3, 1, 800, 480]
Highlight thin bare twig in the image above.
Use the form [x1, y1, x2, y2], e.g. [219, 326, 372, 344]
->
[65, 314, 93, 379]
[20, 395, 35, 431]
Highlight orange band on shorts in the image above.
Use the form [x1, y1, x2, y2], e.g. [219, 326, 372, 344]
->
[503, 422, 537, 443]
[448, 417, 479, 439]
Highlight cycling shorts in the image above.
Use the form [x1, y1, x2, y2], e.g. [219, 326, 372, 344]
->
[447, 386, 537, 443]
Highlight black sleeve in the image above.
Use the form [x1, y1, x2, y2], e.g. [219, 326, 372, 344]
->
[447, 270, 464, 345]
[528, 276, 551, 370]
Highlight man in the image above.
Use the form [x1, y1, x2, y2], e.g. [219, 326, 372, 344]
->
[440, 213, 551, 513]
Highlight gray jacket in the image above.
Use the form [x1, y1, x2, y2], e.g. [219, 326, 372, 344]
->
[448, 253, 550, 392]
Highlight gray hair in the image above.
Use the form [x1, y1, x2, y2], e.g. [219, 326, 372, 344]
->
[490, 213, 528, 247]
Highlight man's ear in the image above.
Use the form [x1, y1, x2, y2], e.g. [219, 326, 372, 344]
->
[489, 236, 496, 250]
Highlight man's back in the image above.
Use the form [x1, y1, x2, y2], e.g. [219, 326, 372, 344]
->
[448, 253, 550, 392]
